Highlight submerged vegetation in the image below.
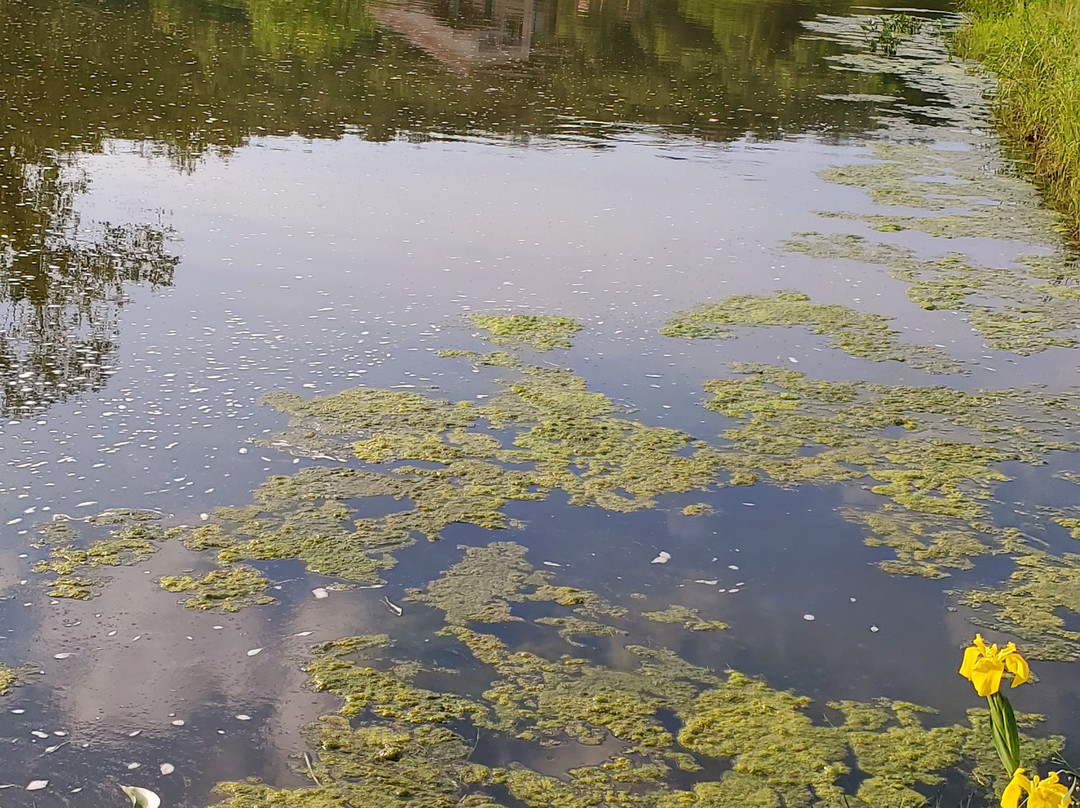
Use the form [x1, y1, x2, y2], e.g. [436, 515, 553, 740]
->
[956, 0, 1080, 235]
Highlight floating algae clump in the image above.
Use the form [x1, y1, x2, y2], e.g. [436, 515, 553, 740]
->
[957, 550, 1080, 660]
[0, 666, 16, 694]
[845, 507, 1011, 578]
[661, 291, 958, 373]
[784, 230, 1080, 354]
[681, 503, 715, 516]
[703, 363, 1080, 522]
[678, 672, 850, 807]
[160, 565, 275, 612]
[406, 542, 547, 624]
[465, 313, 582, 351]
[305, 633, 488, 724]
[210, 715, 508, 808]
[33, 523, 161, 600]
[642, 605, 727, 631]
[533, 616, 627, 646]
[407, 542, 625, 626]
[476, 364, 724, 511]
[155, 348, 728, 609]
[205, 564, 1064, 808]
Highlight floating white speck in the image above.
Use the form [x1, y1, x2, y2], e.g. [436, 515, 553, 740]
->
[870, 625, 880, 633]
[11, 709, 24, 714]
[788, 357, 799, 364]
[31, 730, 49, 739]
[803, 614, 815, 621]
[381, 596, 403, 616]
[849, 597, 857, 603]
[294, 631, 313, 637]
[246, 648, 262, 657]
[53, 653, 73, 660]
[26, 780, 48, 791]
[542, 561, 561, 567]
[238, 448, 248, 454]
[212, 626, 224, 630]
[312, 588, 329, 599]
[200, 513, 209, 521]
[171, 720, 184, 726]
[693, 579, 718, 585]
[160, 764, 175, 775]
[235, 714, 251, 721]
[43, 744, 64, 754]
[126, 762, 140, 770]
[651, 551, 671, 564]
[728, 565, 739, 571]
[128, 730, 142, 737]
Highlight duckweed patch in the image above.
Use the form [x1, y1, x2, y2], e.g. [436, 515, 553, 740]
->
[465, 313, 582, 352]
[160, 565, 275, 612]
[642, 605, 728, 631]
[784, 232, 1080, 354]
[660, 291, 958, 372]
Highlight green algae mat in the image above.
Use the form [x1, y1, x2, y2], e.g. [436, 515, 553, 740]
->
[6, 1, 1080, 805]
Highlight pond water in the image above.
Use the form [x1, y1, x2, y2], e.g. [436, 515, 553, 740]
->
[2, 0, 1080, 804]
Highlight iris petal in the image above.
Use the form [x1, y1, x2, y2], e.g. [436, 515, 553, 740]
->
[1001, 769, 1028, 808]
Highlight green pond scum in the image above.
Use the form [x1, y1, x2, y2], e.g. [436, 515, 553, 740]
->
[160, 565, 276, 612]
[784, 232, 1080, 354]
[641, 605, 728, 631]
[660, 291, 959, 372]
[13, 310, 1072, 801]
[208, 561, 1065, 808]
[464, 313, 583, 352]
[28, 314, 1080, 661]
[31, 517, 162, 600]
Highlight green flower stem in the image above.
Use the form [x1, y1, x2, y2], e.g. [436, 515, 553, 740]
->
[988, 691, 1022, 776]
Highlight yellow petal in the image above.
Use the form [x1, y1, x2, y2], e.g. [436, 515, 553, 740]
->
[1001, 769, 1029, 808]
[971, 657, 1005, 696]
[960, 645, 982, 680]
[1004, 650, 1031, 688]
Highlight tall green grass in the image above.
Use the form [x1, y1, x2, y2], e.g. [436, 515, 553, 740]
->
[956, 0, 1080, 234]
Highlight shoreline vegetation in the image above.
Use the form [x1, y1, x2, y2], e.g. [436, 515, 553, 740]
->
[955, 0, 1080, 238]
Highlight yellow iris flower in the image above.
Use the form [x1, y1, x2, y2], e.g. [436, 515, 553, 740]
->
[959, 634, 1031, 696]
[1001, 769, 1073, 808]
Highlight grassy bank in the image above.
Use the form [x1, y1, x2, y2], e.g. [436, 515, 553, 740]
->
[955, 0, 1080, 235]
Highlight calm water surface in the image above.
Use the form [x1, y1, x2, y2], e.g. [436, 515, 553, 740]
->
[1, 0, 1078, 803]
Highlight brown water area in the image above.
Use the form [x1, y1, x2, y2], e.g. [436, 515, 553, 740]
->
[2, 0, 1080, 804]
